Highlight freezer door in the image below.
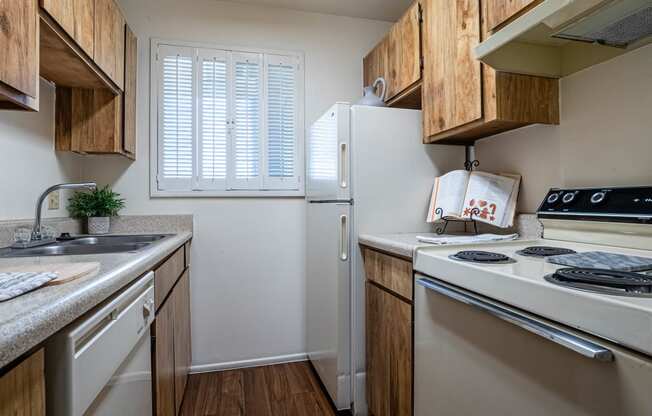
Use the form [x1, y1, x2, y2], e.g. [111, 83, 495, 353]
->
[306, 202, 352, 410]
[306, 103, 351, 201]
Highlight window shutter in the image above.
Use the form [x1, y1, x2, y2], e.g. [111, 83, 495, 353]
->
[157, 45, 196, 191]
[197, 49, 229, 189]
[264, 54, 299, 190]
[230, 52, 263, 190]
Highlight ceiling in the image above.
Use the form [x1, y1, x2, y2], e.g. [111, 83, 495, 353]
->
[222, 0, 412, 21]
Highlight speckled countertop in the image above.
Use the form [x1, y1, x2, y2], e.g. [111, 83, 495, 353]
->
[359, 214, 543, 259]
[0, 215, 192, 368]
[358, 233, 449, 258]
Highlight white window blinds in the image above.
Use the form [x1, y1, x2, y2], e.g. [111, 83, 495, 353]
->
[265, 54, 299, 189]
[157, 46, 195, 191]
[231, 53, 262, 189]
[154, 42, 303, 195]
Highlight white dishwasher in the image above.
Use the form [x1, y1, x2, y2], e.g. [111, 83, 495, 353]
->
[46, 272, 155, 416]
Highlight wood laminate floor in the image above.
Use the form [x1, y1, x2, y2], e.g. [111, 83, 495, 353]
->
[180, 361, 337, 416]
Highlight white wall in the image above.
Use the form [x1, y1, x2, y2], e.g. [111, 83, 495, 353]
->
[476, 44, 652, 213]
[82, 0, 391, 369]
[0, 80, 83, 221]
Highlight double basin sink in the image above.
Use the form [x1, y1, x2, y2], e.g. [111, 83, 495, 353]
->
[0, 234, 171, 258]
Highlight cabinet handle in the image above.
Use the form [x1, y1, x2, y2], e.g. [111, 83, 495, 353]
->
[339, 143, 348, 189]
[417, 278, 614, 362]
[339, 214, 349, 261]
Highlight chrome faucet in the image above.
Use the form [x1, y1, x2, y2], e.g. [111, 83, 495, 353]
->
[28, 182, 97, 246]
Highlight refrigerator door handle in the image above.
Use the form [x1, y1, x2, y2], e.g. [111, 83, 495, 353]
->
[339, 143, 348, 189]
[339, 214, 349, 261]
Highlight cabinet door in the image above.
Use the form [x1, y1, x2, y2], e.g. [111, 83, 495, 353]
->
[0, 0, 38, 98]
[122, 24, 137, 158]
[366, 282, 412, 416]
[363, 35, 389, 96]
[386, 1, 421, 100]
[422, 0, 481, 138]
[485, 0, 540, 32]
[41, 0, 94, 57]
[153, 298, 176, 416]
[94, 0, 125, 89]
[173, 269, 191, 414]
[0, 349, 45, 416]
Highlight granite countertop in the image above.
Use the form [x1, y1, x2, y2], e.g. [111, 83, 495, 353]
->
[0, 230, 192, 368]
[358, 233, 452, 259]
[358, 215, 543, 259]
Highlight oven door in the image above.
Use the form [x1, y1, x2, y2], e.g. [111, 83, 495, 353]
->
[414, 274, 652, 416]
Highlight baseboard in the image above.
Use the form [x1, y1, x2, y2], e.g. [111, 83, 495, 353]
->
[189, 352, 308, 374]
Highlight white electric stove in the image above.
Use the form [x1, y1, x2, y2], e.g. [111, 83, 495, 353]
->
[413, 186, 652, 416]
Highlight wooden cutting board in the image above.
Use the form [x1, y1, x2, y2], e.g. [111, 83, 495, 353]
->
[0, 262, 100, 285]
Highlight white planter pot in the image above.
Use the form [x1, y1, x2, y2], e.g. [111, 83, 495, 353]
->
[88, 217, 110, 234]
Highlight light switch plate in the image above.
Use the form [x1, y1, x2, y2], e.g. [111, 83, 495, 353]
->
[48, 190, 60, 210]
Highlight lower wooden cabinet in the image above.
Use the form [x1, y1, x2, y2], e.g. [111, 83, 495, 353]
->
[366, 281, 412, 416]
[152, 251, 191, 416]
[0, 349, 45, 416]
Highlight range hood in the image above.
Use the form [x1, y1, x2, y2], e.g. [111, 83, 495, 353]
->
[475, 0, 652, 78]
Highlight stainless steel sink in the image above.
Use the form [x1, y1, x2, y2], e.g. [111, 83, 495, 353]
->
[0, 234, 171, 258]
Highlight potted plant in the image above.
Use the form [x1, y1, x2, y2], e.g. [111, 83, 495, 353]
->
[68, 185, 126, 234]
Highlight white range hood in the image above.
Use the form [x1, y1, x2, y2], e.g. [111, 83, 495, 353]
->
[475, 0, 652, 78]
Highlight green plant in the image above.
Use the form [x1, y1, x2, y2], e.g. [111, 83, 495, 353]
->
[68, 186, 126, 218]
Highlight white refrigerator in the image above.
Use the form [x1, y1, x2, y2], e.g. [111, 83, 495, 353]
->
[306, 103, 463, 414]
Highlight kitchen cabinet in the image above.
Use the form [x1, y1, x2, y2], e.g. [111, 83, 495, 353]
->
[386, 1, 422, 102]
[93, 0, 125, 90]
[40, 0, 94, 57]
[363, 34, 388, 97]
[485, 0, 541, 32]
[363, 1, 422, 108]
[0, 349, 45, 416]
[363, 247, 413, 416]
[54, 23, 137, 159]
[152, 246, 192, 415]
[0, 0, 39, 111]
[421, 0, 559, 144]
[154, 292, 176, 416]
[173, 270, 191, 415]
[122, 24, 137, 158]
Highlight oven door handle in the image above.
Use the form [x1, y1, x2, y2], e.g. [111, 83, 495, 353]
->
[417, 278, 614, 362]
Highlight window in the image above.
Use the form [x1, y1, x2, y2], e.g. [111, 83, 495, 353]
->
[151, 40, 304, 196]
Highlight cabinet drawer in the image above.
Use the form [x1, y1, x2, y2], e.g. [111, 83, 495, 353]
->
[154, 247, 184, 310]
[363, 248, 413, 301]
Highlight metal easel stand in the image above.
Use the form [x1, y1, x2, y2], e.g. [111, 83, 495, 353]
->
[434, 145, 481, 235]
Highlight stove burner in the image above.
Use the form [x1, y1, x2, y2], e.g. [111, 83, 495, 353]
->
[545, 267, 652, 297]
[517, 246, 577, 257]
[450, 250, 515, 264]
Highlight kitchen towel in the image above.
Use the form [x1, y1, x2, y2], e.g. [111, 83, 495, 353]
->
[547, 251, 652, 272]
[416, 233, 519, 245]
[0, 272, 58, 302]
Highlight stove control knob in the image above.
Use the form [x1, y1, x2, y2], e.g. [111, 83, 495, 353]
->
[547, 192, 561, 204]
[562, 191, 578, 204]
[590, 191, 607, 205]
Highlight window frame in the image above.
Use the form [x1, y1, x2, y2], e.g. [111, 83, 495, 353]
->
[150, 38, 305, 198]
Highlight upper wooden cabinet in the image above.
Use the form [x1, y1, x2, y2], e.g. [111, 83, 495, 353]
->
[363, 1, 422, 108]
[363, 34, 388, 96]
[485, 0, 541, 32]
[0, 0, 39, 111]
[40, 0, 94, 57]
[386, 1, 421, 101]
[421, 0, 559, 144]
[94, 0, 125, 90]
[122, 24, 137, 158]
[422, 0, 482, 138]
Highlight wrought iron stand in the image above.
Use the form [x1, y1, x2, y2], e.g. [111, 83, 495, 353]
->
[434, 145, 481, 235]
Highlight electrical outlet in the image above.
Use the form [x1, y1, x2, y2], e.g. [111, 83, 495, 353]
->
[48, 190, 60, 210]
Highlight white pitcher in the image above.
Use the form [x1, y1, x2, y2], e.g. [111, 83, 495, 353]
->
[357, 77, 387, 107]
